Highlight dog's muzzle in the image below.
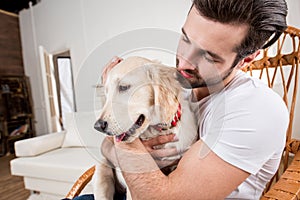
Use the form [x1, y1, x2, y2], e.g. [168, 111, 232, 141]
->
[94, 114, 146, 142]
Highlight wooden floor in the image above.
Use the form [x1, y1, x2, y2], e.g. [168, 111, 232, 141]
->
[0, 154, 30, 200]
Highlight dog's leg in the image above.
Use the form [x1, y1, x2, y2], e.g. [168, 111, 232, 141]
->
[93, 162, 115, 200]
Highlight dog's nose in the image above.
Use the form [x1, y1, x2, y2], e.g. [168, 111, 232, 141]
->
[94, 119, 108, 133]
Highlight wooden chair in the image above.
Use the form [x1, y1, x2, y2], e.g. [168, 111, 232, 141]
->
[243, 26, 300, 200]
[65, 26, 300, 200]
[65, 166, 96, 199]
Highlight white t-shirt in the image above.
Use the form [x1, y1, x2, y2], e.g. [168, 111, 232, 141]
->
[190, 71, 289, 199]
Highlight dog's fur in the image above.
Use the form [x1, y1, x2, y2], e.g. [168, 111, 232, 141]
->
[93, 56, 198, 200]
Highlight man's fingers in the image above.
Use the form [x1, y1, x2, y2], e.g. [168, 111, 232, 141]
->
[142, 134, 177, 150]
[156, 159, 180, 169]
[101, 137, 114, 156]
[105, 56, 123, 72]
[101, 56, 123, 84]
[149, 147, 178, 160]
[101, 137, 119, 167]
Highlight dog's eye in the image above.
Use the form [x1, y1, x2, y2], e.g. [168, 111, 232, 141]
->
[119, 85, 130, 92]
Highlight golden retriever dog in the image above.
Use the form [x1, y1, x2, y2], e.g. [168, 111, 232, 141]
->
[93, 56, 198, 200]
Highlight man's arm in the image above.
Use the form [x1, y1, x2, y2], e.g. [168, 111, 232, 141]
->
[103, 137, 249, 200]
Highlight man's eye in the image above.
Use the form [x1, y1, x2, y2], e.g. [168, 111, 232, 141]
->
[181, 35, 189, 43]
[119, 85, 130, 92]
[204, 55, 217, 64]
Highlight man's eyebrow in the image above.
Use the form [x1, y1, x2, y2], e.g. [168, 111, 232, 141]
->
[181, 28, 225, 62]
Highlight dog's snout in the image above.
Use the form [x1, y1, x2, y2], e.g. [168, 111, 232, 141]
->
[94, 119, 108, 133]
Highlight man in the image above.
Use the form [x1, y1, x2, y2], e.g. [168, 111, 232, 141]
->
[75, 0, 289, 199]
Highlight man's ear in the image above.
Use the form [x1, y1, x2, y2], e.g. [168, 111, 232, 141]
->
[237, 50, 261, 69]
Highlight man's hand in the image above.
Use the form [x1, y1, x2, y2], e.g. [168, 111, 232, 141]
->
[142, 134, 180, 168]
[101, 56, 123, 84]
[101, 136, 159, 173]
[101, 134, 180, 171]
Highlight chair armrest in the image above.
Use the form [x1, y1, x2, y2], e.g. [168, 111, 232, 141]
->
[65, 165, 96, 199]
[14, 131, 66, 157]
[261, 150, 300, 200]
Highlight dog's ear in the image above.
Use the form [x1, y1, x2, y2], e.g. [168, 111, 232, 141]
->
[145, 66, 160, 107]
[146, 65, 155, 81]
[146, 65, 180, 121]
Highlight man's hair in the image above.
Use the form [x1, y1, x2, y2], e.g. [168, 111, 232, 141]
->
[192, 0, 288, 61]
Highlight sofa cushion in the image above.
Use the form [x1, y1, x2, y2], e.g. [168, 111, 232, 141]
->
[62, 112, 103, 148]
[61, 113, 83, 147]
[27, 193, 62, 200]
[24, 176, 94, 198]
[10, 147, 103, 182]
[14, 131, 66, 157]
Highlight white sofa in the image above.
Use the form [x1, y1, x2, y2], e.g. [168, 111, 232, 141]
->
[10, 112, 105, 200]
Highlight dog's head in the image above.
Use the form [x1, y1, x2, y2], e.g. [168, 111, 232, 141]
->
[94, 56, 183, 142]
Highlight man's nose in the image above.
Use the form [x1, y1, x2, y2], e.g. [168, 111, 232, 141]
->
[177, 59, 196, 70]
[176, 55, 197, 71]
[94, 119, 108, 133]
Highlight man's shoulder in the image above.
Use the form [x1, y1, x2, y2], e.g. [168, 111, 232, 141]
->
[223, 71, 288, 119]
[226, 71, 280, 101]
[226, 70, 267, 91]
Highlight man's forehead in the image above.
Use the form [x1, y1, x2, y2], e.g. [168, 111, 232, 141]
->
[184, 6, 248, 55]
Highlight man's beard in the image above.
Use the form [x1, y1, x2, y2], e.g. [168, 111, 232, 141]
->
[175, 64, 235, 89]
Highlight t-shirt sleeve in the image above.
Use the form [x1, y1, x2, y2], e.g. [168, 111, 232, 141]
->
[202, 87, 289, 175]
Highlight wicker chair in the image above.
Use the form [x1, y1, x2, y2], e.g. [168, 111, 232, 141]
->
[65, 26, 300, 200]
[244, 26, 300, 200]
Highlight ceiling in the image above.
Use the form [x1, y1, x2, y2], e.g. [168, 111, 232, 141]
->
[0, 0, 38, 14]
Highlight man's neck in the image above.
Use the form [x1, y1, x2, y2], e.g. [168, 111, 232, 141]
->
[192, 88, 209, 101]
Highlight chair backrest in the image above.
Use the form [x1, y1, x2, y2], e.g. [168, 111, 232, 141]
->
[243, 26, 300, 191]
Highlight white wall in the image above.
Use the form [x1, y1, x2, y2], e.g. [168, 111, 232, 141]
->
[286, 0, 300, 140]
[19, 0, 300, 139]
[19, 0, 191, 135]
[19, 0, 89, 135]
[286, 0, 300, 28]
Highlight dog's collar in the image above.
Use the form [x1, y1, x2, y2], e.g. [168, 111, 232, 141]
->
[170, 103, 181, 127]
[151, 103, 182, 131]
